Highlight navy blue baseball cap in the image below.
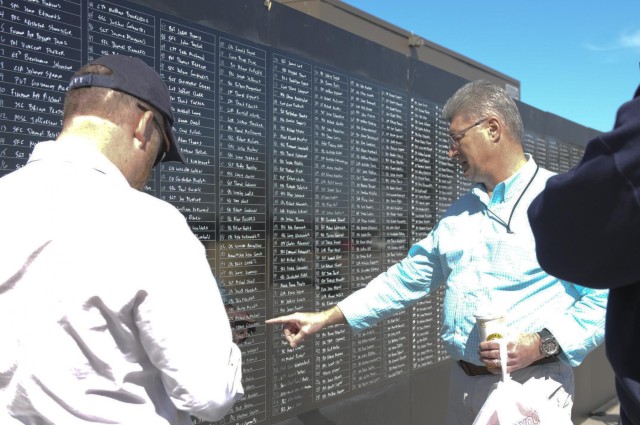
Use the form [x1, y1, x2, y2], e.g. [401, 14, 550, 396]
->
[68, 54, 186, 164]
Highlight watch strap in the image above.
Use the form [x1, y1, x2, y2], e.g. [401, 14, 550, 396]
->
[537, 328, 552, 341]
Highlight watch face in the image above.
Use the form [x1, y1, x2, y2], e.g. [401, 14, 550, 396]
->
[543, 339, 559, 356]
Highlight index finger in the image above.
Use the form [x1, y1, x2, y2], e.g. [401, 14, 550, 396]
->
[265, 315, 294, 325]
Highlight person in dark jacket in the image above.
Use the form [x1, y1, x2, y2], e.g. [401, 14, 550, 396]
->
[528, 84, 640, 425]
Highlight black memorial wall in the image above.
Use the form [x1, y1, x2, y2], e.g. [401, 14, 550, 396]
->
[0, 1, 598, 424]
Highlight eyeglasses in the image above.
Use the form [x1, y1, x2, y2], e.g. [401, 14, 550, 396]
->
[137, 103, 170, 167]
[448, 118, 488, 150]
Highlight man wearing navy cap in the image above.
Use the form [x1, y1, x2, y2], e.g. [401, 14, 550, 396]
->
[0, 55, 243, 424]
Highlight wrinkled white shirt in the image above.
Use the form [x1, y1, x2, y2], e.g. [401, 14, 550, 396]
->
[0, 140, 243, 425]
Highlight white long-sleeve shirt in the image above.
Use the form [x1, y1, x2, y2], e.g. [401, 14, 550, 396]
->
[0, 140, 243, 425]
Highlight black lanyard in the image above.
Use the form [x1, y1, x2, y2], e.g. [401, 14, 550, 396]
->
[483, 164, 540, 234]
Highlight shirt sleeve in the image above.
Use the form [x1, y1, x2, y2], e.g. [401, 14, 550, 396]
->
[338, 227, 445, 333]
[135, 213, 244, 421]
[543, 283, 608, 366]
[528, 85, 640, 289]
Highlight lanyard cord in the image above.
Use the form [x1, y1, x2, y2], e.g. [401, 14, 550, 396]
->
[483, 164, 540, 234]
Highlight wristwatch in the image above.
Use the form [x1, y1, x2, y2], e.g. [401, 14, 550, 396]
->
[537, 328, 561, 357]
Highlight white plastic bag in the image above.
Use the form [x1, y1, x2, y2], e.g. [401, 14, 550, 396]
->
[472, 341, 572, 425]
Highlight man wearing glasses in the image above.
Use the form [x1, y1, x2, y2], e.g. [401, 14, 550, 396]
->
[0, 55, 243, 424]
[268, 80, 607, 424]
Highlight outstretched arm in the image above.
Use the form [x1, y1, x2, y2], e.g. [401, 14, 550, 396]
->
[265, 306, 346, 348]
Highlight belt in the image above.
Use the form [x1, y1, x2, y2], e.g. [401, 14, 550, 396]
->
[458, 356, 559, 376]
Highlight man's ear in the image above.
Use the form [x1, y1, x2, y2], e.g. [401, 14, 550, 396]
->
[134, 110, 154, 148]
[487, 116, 501, 143]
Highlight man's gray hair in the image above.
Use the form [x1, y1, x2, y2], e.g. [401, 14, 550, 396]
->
[442, 80, 523, 144]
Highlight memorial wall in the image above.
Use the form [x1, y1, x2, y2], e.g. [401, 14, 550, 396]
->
[0, 0, 599, 424]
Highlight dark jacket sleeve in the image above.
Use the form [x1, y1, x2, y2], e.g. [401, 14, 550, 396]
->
[528, 85, 640, 289]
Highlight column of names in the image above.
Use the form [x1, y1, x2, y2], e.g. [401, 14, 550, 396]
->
[569, 144, 584, 168]
[380, 88, 410, 379]
[547, 137, 560, 173]
[218, 37, 267, 425]
[409, 97, 438, 369]
[349, 78, 382, 390]
[0, 0, 80, 175]
[270, 53, 314, 417]
[312, 66, 351, 403]
[433, 106, 450, 363]
[557, 140, 572, 173]
[159, 21, 216, 267]
[433, 104, 455, 220]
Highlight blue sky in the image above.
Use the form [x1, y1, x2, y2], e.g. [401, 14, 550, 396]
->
[342, 0, 640, 132]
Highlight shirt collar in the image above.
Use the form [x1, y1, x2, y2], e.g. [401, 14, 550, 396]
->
[27, 140, 130, 187]
[471, 153, 537, 205]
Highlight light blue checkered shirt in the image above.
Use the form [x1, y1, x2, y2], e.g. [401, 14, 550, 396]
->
[338, 155, 608, 366]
